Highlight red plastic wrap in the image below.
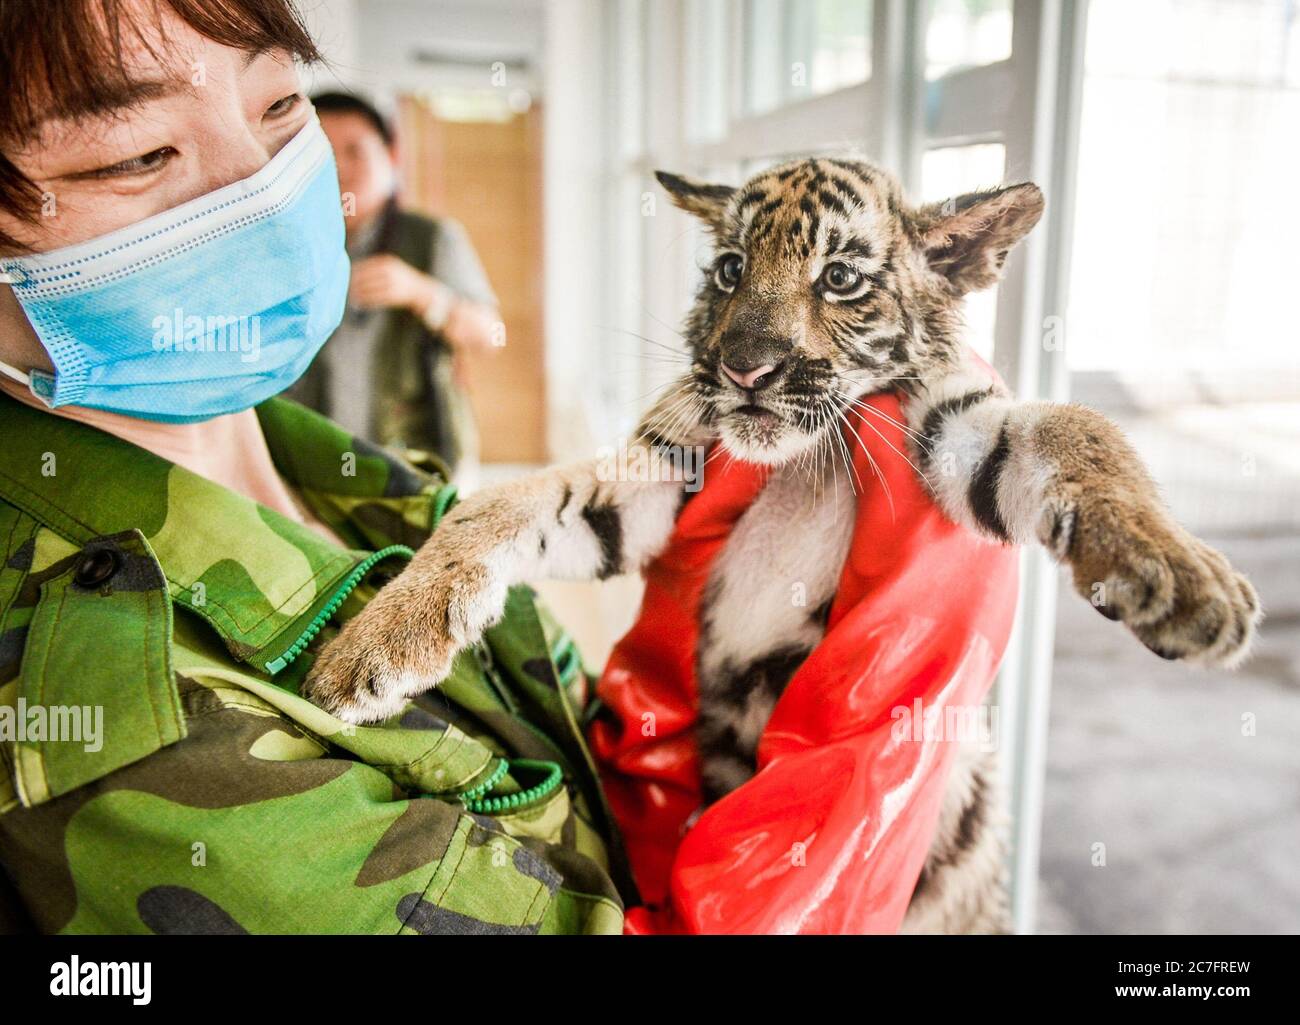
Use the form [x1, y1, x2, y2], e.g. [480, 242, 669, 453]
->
[588, 391, 1020, 934]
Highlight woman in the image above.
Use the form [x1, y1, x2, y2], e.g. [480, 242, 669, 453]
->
[0, 0, 628, 934]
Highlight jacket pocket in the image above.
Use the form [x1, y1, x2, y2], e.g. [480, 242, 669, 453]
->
[4, 529, 184, 808]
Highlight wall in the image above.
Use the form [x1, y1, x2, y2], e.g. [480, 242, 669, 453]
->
[398, 99, 548, 464]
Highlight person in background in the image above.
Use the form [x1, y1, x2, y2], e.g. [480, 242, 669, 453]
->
[289, 91, 500, 478]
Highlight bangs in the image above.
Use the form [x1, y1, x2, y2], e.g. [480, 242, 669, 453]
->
[0, 0, 322, 248]
[1, 0, 321, 143]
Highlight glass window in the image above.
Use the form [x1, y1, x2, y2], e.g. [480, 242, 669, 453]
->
[1067, 0, 1300, 376]
[685, 0, 732, 142]
[926, 0, 1013, 80]
[1290, 4, 1300, 87]
[743, 0, 872, 115]
[612, 0, 647, 161]
[921, 143, 1007, 361]
[601, 172, 652, 438]
[1042, 0, 1300, 938]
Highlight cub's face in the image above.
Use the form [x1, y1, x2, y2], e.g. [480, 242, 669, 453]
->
[657, 158, 1043, 465]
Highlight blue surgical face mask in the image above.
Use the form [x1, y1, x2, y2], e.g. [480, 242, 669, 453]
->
[0, 115, 349, 423]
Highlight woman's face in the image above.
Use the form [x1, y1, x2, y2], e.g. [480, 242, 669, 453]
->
[0, 3, 311, 255]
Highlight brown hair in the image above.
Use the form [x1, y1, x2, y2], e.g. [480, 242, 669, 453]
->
[0, 0, 322, 251]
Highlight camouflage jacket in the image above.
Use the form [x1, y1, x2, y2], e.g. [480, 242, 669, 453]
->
[0, 394, 633, 934]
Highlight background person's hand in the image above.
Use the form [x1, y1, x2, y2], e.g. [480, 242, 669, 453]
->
[347, 253, 444, 315]
[349, 252, 502, 356]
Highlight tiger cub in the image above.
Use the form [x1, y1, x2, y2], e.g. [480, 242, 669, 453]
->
[304, 157, 1260, 933]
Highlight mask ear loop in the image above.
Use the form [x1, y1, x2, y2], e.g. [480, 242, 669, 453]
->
[0, 270, 35, 385]
[0, 360, 31, 386]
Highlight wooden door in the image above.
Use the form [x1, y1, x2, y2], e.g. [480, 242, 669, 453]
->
[396, 96, 547, 464]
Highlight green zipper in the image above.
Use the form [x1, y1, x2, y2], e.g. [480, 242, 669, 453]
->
[462, 758, 564, 815]
[458, 758, 511, 804]
[431, 483, 459, 527]
[264, 544, 415, 675]
[265, 482, 457, 677]
[551, 632, 581, 689]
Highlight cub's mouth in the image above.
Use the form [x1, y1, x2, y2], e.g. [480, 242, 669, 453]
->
[733, 402, 778, 424]
[716, 397, 805, 464]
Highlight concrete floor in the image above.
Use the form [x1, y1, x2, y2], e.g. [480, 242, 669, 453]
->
[1037, 531, 1300, 934]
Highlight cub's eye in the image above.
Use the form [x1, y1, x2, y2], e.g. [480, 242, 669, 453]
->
[715, 253, 744, 291]
[820, 262, 862, 295]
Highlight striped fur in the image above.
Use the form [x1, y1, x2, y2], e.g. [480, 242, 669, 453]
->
[306, 157, 1261, 933]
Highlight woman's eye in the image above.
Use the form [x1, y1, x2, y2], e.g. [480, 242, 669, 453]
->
[820, 262, 862, 295]
[716, 253, 744, 290]
[81, 147, 176, 179]
[265, 93, 303, 118]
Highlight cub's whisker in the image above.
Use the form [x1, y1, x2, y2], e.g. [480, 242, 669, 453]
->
[836, 400, 934, 487]
[832, 401, 894, 519]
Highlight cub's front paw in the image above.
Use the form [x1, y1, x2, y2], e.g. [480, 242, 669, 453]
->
[1060, 496, 1261, 668]
[302, 557, 508, 724]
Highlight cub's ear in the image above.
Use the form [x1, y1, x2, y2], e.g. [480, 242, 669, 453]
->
[912, 182, 1044, 295]
[654, 170, 735, 227]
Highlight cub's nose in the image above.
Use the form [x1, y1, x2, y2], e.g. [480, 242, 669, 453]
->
[721, 360, 782, 391]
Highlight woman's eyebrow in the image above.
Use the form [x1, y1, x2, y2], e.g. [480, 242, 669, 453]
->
[17, 75, 188, 142]
[85, 46, 274, 117]
[241, 46, 271, 69]
[19, 47, 279, 143]
[70, 77, 187, 121]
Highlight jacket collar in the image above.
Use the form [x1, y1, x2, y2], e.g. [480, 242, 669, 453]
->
[0, 394, 444, 674]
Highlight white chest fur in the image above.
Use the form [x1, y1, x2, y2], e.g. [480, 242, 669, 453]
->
[695, 463, 858, 759]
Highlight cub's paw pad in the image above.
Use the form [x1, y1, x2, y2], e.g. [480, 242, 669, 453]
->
[1131, 552, 1261, 669]
[1071, 510, 1260, 668]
